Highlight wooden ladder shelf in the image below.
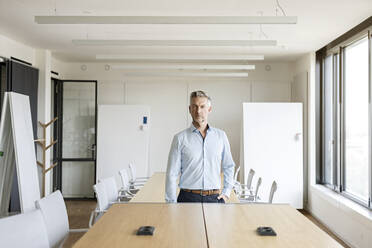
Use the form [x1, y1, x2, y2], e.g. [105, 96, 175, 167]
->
[35, 117, 59, 197]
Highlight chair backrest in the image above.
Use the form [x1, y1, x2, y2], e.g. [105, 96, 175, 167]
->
[268, 181, 278, 204]
[254, 177, 262, 199]
[98, 177, 118, 203]
[93, 182, 109, 211]
[119, 169, 130, 191]
[128, 163, 136, 182]
[35, 190, 69, 248]
[233, 166, 241, 182]
[246, 169, 255, 189]
[0, 210, 50, 248]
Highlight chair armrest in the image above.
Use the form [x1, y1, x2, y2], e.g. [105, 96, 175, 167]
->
[124, 191, 135, 197]
[129, 188, 139, 193]
[239, 193, 253, 196]
[136, 177, 150, 180]
[70, 228, 89, 233]
[239, 191, 253, 196]
[130, 181, 146, 186]
[119, 190, 134, 197]
[118, 188, 134, 195]
[117, 195, 133, 202]
[239, 184, 253, 189]
[130, 185, 144, 191]
[239, 195, 260, 202]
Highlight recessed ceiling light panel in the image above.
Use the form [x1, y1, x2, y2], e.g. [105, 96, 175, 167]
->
[35, 16, 297, 24]
[73, 40, 277, 46]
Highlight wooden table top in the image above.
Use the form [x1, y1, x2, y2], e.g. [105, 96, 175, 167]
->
[203, 203, 343, 248]
[73, 203, 208, 248]
[130, 172, 239, 203]
[130, 172, 168, 203]
[75, 173, 342, 248]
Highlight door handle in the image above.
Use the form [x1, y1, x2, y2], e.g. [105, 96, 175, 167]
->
[88, 144, 96, 159]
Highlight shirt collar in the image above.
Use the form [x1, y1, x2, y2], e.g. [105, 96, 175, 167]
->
[189, 123, 213, 133]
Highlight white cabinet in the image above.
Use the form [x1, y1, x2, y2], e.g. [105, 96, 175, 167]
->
[242, 103, 303, 208]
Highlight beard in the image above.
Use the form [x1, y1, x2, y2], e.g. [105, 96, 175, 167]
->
[194, 116, 205, 123]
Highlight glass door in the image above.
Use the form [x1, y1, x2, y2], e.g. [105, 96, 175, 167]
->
[53, 80, 97, 198]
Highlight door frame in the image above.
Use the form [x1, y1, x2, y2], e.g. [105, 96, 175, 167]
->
[52, 79, 98, 199]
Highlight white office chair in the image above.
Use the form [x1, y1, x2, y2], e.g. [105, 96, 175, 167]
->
[234, 166, 240, 182]
[233, 166, 243, 196]
[0, 209, 50, 248]
[268, 181, 278, 204]
[118, 169, 137, 198]
[35, 190, 87, 248]
[238, 169, 255, 198]
[98, 176, 131, 203]
[128, 163, 149, 186]
[240, 177, 262, 203]
[89, 182, 110, 228]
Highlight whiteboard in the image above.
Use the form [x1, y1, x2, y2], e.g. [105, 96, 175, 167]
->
[0, 92, 40, 214]
[96, 105, 150, 186]
[242, 103, 303, 208]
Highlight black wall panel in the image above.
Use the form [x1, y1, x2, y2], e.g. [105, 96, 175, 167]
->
[10, 61, 39, 138]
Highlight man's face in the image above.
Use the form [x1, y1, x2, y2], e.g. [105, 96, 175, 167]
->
[189, 97, 212, 125]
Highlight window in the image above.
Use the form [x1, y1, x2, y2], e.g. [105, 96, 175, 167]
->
[317, 17, 372, 209]
[343, 37, 369, 202]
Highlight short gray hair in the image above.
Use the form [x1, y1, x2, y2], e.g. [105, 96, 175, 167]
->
[190, 90, 211, 106]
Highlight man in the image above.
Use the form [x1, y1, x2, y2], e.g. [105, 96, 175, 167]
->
[165, 90, 235, 203]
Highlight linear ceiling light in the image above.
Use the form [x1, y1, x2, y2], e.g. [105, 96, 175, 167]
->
[111, 64, 255, 70]
[122, 72, 249, 77]
[35, 16, 297, 24]
[96, 54, 264, 61]
[73, 40, 276, 46]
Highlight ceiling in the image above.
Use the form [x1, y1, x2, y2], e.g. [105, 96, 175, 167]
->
[0, 0, 370, 63]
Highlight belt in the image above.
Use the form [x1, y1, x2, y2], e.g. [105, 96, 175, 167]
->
[182, 189, 221, 196]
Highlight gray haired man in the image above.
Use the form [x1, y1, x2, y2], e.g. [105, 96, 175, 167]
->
[165, 90, 235, 203]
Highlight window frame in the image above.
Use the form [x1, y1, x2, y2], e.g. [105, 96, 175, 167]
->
[321, 53, 338, 190]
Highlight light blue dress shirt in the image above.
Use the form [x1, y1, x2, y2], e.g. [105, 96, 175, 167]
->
[165, 124, 235, 203]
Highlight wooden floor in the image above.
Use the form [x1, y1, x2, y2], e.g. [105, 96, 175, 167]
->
[63, 200, 97, 248]
[63, 200, 349, 248]
[298, 210, 350, 248]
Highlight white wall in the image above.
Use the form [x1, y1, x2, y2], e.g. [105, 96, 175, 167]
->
[34, 50, 52, 196]
[0, 34, 35, 64]
[126, 79, 189, 174]
[291, 65, 309, 206]
[292, 54, 313, 202]
[53, 61, 293, 175]
[51, 57, 69, 79]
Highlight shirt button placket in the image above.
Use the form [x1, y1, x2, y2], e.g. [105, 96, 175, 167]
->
[203, 135, 206, 190]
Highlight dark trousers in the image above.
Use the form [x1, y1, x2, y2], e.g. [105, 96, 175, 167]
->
[177, 190, 225, 203]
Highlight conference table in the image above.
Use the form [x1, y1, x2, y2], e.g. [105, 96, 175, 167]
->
[74, 173, 342, 248]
